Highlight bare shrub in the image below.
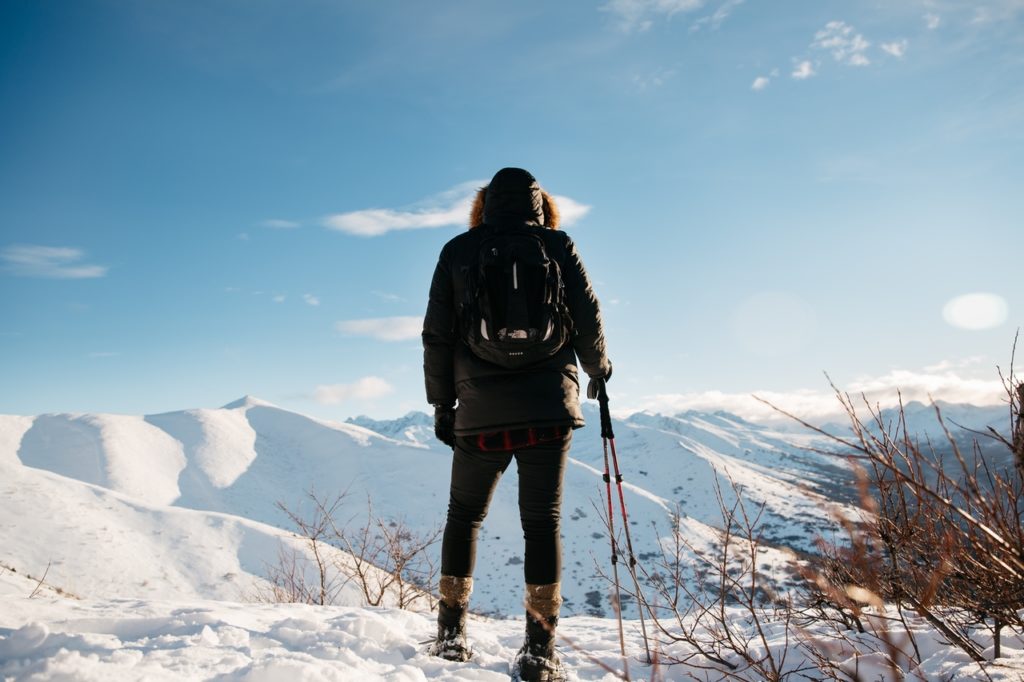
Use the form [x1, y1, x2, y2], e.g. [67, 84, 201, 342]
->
[785, 381, 1024, 664]
[759, 337, 1024, 671]
[257, 492, 348, 605]
[594, 343, 1022, 679]
[636, 479, 812, 681]
[333, 495, 442, 609]
[255, 489, 442, 611]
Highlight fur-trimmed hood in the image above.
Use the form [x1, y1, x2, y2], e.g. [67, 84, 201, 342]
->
[469, 167, 560, 229]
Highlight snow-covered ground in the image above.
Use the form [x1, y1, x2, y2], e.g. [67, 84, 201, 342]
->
[2, 583, 1021, 681]
[2, 397, 1019, 680]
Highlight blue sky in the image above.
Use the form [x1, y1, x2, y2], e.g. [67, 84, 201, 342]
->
[1, 0, 1021, 422]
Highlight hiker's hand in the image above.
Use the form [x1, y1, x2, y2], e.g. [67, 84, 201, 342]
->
[433, 405, 456, 448]
[586, 363, 612, 400]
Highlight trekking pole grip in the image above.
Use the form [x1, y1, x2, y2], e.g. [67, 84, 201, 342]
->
[598, 384, 615, 440]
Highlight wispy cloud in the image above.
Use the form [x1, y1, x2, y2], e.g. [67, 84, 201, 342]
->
[812, 21, 871, 66]
[324, 180, 482, 237]
[272, 295, 286, 303]
[324, 179, 590, 237]
[633, 68, 677, 91]
[372, 290, 406, 303]
[690, 0, 744, 32]
[968, 2, 1024, 24]
[881, 39, 908, 58]
[1, 245, 108, 279]
[261, 219, 300, 229]
[924, 356, 984, 373]
[602, 0, 705, 32]
[791, 60, 816, 79]
[313, 376, 394, 405]
[335, 316, 422, 341]
[924, 12, 941, 30]
[303, 293, 320, 306]
[88, 351, 120, 358]
[622, 363, 1006, 423]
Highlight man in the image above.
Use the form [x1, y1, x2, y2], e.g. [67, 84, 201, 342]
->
[422, 167, 611, 681]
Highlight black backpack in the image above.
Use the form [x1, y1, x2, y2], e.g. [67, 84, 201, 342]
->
[460, 227, 572, 368]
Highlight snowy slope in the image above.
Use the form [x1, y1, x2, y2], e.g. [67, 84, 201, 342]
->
[0, 397, 862, 620]
[1, 593, 1020, 681]
[0, 452, 397, 606]
[2, 398, 1022, 680]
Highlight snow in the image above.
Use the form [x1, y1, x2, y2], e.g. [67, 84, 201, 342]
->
[0, 454, 391, 604]
[1, 397, 1020, 679]
[6, 399, 853, 618]
[146, 407, 257, 490]
[0, 415, 33, 467]
[17, 414, 186, 506]
[1, 594, 1020, 681]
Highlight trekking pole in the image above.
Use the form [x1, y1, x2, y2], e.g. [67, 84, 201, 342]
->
[598, 383, 653, 665]
[600, 408, 628, 674]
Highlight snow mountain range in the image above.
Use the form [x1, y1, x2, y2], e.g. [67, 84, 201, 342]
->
[0, 396, 1011, 619]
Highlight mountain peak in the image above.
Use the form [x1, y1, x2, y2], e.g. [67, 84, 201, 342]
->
[222, 395, 274, 410]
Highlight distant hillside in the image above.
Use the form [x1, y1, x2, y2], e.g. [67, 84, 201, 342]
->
[11, 394, 1006, 618]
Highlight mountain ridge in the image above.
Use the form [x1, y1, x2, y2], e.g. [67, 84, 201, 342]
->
[2, 394, 1010, 617]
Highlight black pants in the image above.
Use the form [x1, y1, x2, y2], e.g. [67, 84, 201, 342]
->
[440, 432, 572, 586]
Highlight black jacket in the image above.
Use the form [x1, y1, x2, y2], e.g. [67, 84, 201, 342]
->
[422, 168, 611, 435]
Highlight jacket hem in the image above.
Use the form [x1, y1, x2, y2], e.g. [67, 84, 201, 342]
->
[454, 417, 584, 437]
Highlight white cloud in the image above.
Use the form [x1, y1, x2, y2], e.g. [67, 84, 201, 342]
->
[88, 351, 120, 358]
[844, 368, 1005, 407]
[942, 293, 1009, 330]
[372, 290, 406, 303]
[1, 245, 108, 279]
[924, 356, 984, 373]
[811, 21, 871, 66]
[272, 295, 286, 303]
[303, 293, 320, 306]
[602, 0, 705, 32]
[690, 0, 744, 32]
[313, 376, 394, 405]
[324, 180, 591, 237]
[324, 180, 483, 237]
[633, 68, 677, 90]
[751, 76, 770, 91]
[335, 316, 422, 341]
[237, 232, 250, 241]
[553, 195, 592, 226]
[969, 2, 1024, 25]
[261, 219, 300, 229]
[622, 363, 1006, 424]
[881, 40, 908, 58]
[924, 13, 941, 30]
[791, 60, 816, 80]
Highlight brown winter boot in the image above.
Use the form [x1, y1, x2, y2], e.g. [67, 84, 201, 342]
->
[511, 583, 567, 682]
[428, 575, 473, 662]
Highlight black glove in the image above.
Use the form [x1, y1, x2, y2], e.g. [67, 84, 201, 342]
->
[586, 362, 612, 400]
[433, 405, 456, 448]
